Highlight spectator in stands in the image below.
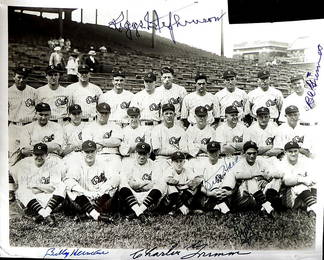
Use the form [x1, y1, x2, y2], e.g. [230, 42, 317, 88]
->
[85, 50, 100, 73]
[66, 50, 80, 83]
[65, 39, 71, 52]
[99, 46, 107, 53]
[58, 38, 65, 48]
[49, 46, 65, 71]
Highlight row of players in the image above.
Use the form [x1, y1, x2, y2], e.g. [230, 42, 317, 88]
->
[10, 138, 316, 227]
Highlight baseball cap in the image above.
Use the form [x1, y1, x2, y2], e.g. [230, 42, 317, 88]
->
[14, 66, 29, 77]
[171, 151, 186, 161]
[112, 69, 126, 78]
[127, 107, 140, 116]
[36, 102, 51, 112]
[256, 107, 270, 116]
[290, 75, 304, 83]
[144, 72, 156, 82]
[33, 143, 48, 155]
[207, 141, 221, 152]
[284, 141, 300, 151]
[285, 105, 299, 115]
[195, 106, 208, 117]
[69, 104, 82, 114]
[258, 70, 270, 79]
[161, 66, 174, 75]
[223, 69, 236, 79]
[88, 50, 96, 55]
[135, 142, 151, 154]
[78, 64, 90, 73]
[195, 72, 207, 82]
[45, 65, 60, 75]
[96, 102, 111, 113]
[225, 105, 239, 114]
[243, 141, 258, 153]
[162, 103, 175, 113]
[54, 46, 61, 51]
[82, 140, 97, 152]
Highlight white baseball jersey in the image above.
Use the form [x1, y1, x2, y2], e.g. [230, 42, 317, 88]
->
[98, 89, 134, 124]
[216, 122, 246, 145]
[186, 124, 217, 157]
[37, 84, 71, 120]
[8, 84, 38, 123]
[246, 87, 284, 119]
[82, 121, 123, 154]
[62, 122, 87, 150]
[243, 121, 278, 148]
[155, 83, 188, 118]
[215, 87, 247, 118]
[131, 89, 162, 122]
[66, 82, 103, 119]
[151, 124, 188, 156]
[164, 165, 195, 186]
[181, 92, 219, 125]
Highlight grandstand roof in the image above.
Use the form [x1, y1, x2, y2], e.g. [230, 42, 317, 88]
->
[234, 41, 289, 50]
[10, 7, 77, 14]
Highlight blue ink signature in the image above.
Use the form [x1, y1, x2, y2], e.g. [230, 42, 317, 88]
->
[107, 10, 226, 43]
[204, 156, 239, 190]
[305, 44, 323, 110]
[44, 248, 109, 259]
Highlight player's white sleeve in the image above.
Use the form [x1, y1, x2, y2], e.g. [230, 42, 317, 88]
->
[221, 170, 236, 190]
[212, 95, 220, 118]
[81, 124, 94, 142]
[64, 163, 82, 191]
[180, 96, 189, 119]
[186, 127, 200, 157]
[151, 125, 162, 152]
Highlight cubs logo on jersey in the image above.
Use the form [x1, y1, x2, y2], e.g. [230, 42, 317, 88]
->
[149, 103, 161, 111]
[135, 135, 145, 143]
[168, 97, 181, 105]
[55, 96, 68, 107]
[40, 176, 50, 184]
[205, 103, 214, 111]
[142, 172, 152, 181]
[78, 132, 82, 141]
[232, 135, 243, 143]
[265, 137, 274, 145]
[25, 98, 35, 107]
[232, 100, 243, 108]
[86, 95, 98, 104]
[103, 130, 113, 139]
[120, 101, 131, 109]
[293, 136, 304, 143]
[91, 172, 107, 185]
[201, 137, 211, 145]
[43, 134, 55, 143]
[265, 99, 277, 107]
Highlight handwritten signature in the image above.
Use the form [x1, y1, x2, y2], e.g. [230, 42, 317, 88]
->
[107, 10, 226, 43]
[305, 44, 323, 110]
[130, 241, 251, 259]
[44, 248, 109, 259]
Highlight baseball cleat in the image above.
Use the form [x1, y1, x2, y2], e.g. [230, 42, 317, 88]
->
[98, 214, 114, 224]
[45, 215, 57, 227]
[33, 214, 44, 224]
[138, 214, 151, 225]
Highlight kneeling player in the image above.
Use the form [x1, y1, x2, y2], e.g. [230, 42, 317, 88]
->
[119, 142, 162, 224]
[10, 143, 66, 226]
[64, 140, 119, 223]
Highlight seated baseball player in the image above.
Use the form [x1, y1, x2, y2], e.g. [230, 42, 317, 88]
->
[10, 143, 66, 227]
[221, 141, 283, 217]
[119, 142, 162, 224]
[215, 105, 247, 155]
[64, 140, 119, 223]
[277, 141, 316, 217]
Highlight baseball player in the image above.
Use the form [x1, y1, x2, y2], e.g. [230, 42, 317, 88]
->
[98, 70, 134, 127]
[66, 64, 103, 121]
[245, 70, 284, 123]
[215, 105, 247, 155]
[181, 72, 219, 128]
[82, 102, 123, 172]
[37, 65, 71, 124]
[155, 66, 187, 127]
[277, 141, 316, 216]
[221, 141, 283, 216]
[10, 143, 66, 226]
[186, 106, 217, 168]
[272, 105, 312, 158]
[62, 104, 87, 158]
[215, 69, 247, 122]
[119, 142, 162, 224]
[64, 140, 119, 223]
[119, 107, 151, 165]
[151, 103, 188, 170]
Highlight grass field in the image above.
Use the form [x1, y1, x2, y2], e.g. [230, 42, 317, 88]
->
[9, 201, 316, 251]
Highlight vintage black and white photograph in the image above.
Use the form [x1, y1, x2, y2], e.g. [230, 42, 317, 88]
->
[1, 0, 323, 259]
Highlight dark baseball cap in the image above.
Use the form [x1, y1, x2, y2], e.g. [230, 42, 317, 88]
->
[258, 70, 270, 79]
[33, 143, 48, 155]
[161, 66, 174, 75]
[225, 105, 239, 114]
[144, 72, 156, 82]
[207, 141, 221, 152]
[195, 72, 207, 82]
[82, 140, 97, 152]
[290, 75, 304, 83]
[36, 102, 51, 112]
[162, 103, 175, 113]
[195, 106, 208, 117]
[223, 69, 236, 79]
[256, 107, 270, 116]
[69, 104, 82, 114]
[14, 66, 30, 77]
[127, 107, 140, 116]
[171, 151, 186, 161]
[96, 102, 111, 113]
[135, 142, 151, 154]
[45, 65, 60, 75]
[284, 141, 300, 151]
[243, 141, 258, 153]
[112, 69, 126, 78]
[285, 105, 299, 115]
[78, 64, 90, 73]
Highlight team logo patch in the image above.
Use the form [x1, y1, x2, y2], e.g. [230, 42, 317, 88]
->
[142, 172, 152, 181]
[86, 95, 98, 104]
[55, 96, 68, 107]
[149, 103, 161, 111]
[43, 134, 55, 143]
[205, 103, 214, 111]
[25, 98, 35, 107]
[169, 136, 181, 149]
[78, 131, 82, 141]
[266, 99, 277, 107]
[232, 100, 243, 108]
[292, 136, 304, 143]
[201, 137, 211, 145]
[135, 135, 145, 143]
[265, 137, 274, 145]
[120, 101, 131, 109]
[91, 172, 107, 185]
[232, 135, 243, 143]
[168, 97, 181, 105]
[103, 130, 113, 139]
[40, 176, 50, 184]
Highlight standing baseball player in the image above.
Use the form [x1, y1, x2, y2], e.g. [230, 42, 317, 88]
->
[37, 65, 71, 124]
[98, 69, 134, 127]
[66, 64, 103, 121]
[245, 70, 283, 123]
[215, 69, 247, 122]
[119, 142, 162, 224]
[10, 143, 66, 226]
[155, 66, 187, 127]
[64, 140, 119, 223]
[181, 72, 219, 128]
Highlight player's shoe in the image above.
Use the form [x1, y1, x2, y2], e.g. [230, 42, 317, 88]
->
[9, 191, 16, 203]
[125, 212, 137, 221]
[138, 214, 151, 225]
[45, 215, 57, 227]
[73, 213, 89, 223]
[98, 213, 114, 224]
[307, 210, 316, 218]
[33, 214, 44, 224]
